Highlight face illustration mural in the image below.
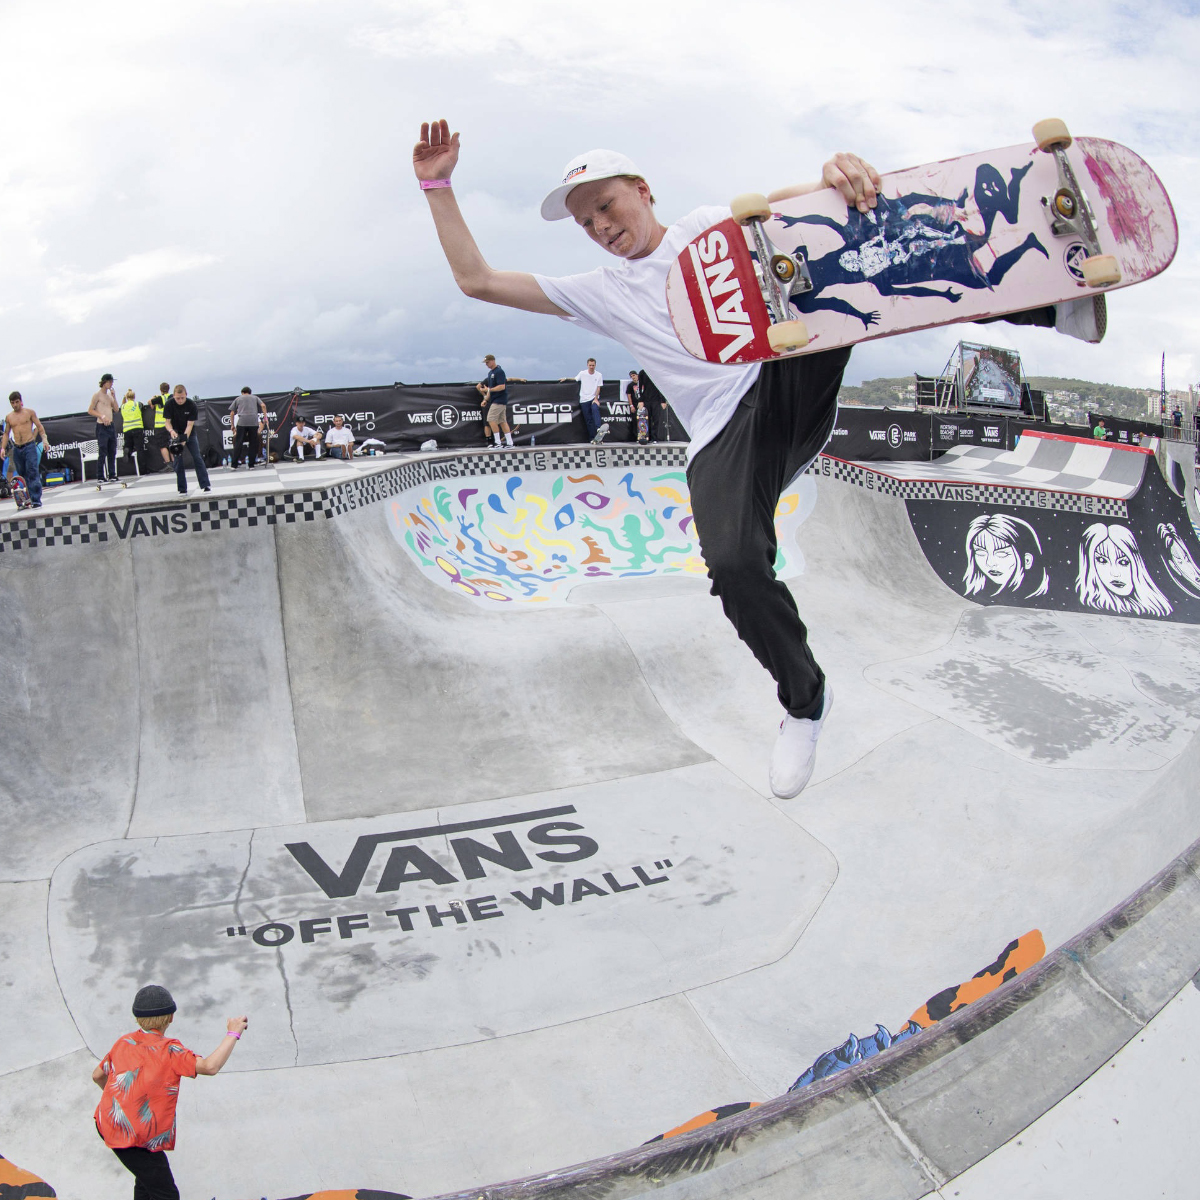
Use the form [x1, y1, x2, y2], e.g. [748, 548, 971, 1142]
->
[962, 514, 1048, 598]
[1158, 522, 1200, 598]
[1076, 523, 1172, 618]
[1093, 536, 1133, 595]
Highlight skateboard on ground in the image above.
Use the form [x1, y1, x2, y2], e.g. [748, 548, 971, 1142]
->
[591, 421, 611, 445]
[666, 121, 1177, 363]
[11, 474, 29, 509]
[96, 478, 128, 490]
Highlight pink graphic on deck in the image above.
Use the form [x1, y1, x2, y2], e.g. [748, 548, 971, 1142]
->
[1082, 148, 1154, 257]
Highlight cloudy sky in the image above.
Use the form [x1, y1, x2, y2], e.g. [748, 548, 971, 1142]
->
[1, 0, 1197, 416]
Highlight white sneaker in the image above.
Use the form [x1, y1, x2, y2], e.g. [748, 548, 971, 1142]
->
[1054, 294, 1107, 344]
[769, 683, 833, 799]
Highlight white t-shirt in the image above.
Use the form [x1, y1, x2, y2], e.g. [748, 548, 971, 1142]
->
[574, 369, 603, 403]
[290, 425, 318, 446]
[536, 206, 760, 460]
[324, 426, 354, 447]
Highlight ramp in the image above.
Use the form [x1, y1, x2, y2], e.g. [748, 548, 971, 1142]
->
[1, 442, 1199, 1200]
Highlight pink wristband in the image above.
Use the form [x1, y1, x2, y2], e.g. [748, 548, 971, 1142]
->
[227, 1030, 241, 1039]
[420, 178, 453, 191]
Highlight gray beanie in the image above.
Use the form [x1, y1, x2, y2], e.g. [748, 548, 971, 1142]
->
[132, 984, 177, 1017]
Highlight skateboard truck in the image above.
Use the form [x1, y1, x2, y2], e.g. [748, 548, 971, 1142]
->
[1033, 119, 1121, 288]
[730, 194, 813, 353]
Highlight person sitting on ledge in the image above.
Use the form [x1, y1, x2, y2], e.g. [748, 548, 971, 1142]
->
[288, 416, 323, 460]
[324, 414, 355, 461]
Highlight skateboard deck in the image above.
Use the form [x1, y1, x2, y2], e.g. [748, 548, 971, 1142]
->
[11, 474, 29, 509]
[666, 131, 1177, 365]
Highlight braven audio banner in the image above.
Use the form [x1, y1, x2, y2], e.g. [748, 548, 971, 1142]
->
[48, 773, 837, 1068]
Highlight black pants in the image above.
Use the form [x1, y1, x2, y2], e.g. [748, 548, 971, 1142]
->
[111, 1146, 180, 1200]
[687, 348, 850, 720]
[233, 425, 261, 467]
[96, 423, 118, 481]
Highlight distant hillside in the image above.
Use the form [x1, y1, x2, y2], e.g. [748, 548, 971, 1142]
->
[838, 374, 1157, 422]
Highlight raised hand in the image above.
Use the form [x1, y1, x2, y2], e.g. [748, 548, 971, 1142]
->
[414, 119, 460, 182]
[822, 153, 882, 213]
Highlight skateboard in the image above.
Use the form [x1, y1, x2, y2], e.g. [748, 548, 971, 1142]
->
[666, 122, 1177, 363]
[11, 474, 29, 509]
[591, 421, 610, 445]
[96, 479, 128, 490]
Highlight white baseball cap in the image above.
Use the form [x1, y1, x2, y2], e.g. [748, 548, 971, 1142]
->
[540, 149, 643, 221]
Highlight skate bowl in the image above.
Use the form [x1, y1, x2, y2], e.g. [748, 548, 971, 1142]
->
[1, 437, 1199, 1200]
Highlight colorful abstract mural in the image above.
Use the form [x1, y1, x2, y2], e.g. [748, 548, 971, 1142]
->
[388, 467, 815, 605]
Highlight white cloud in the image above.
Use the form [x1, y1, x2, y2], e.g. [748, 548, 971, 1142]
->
[0, 0, 1195, 412]
[12, 344, 151, 384]
[47, 248, 219, 323]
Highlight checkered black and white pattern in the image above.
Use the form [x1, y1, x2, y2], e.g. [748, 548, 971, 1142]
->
[839, 435, 1148, 500]
[0, 444, 690, 556]
[809, 454, 1129, 519]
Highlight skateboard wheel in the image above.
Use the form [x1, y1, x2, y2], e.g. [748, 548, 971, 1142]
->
[1033, 118, 1072, 151]
[767, 320, 809, 353]
[730, 193, 772, 225]
[1081, 254, 1121, 287]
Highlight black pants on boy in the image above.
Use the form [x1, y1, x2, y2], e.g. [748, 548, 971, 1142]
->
[233, 424, 261, 467]
[111, 1145, 180, 1200]
[686, 348, 849, 721]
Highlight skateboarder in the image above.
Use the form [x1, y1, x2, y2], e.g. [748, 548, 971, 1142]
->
[93, 984, 248, 1200]
[412, 120, 1097, 798]
[2, 391, 50, 509]
[163, 384, 212, 495]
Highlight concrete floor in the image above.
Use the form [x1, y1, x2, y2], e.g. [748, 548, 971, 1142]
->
[0, 447, 1197, 1200]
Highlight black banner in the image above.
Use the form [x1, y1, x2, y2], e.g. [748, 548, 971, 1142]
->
[825, 409, 932, 461]
[1088, 413, 1163, 448]
[931, 414, 1009, 454]
[194, 380, 651, 461]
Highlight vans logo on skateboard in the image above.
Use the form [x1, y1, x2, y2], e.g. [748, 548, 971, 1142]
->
[682, 221, 771, 364]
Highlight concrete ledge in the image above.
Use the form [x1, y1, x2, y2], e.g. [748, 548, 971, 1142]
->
[424, 832, 1200, 1200]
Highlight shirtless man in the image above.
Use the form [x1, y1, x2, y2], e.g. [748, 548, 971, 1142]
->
[413, 118, 884, 797]
[89, 373, 121, 483]
[2, 391, 50, 508]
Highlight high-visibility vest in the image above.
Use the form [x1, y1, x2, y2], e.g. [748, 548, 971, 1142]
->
[121, 399, 144, 431]
[151, 399, 168, 430]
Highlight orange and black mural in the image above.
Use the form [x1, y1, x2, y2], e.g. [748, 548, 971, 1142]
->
[647, 930, 1045, 1141]
[0, 1153, 56, 1198]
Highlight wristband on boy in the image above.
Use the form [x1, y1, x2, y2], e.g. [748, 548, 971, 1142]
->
[419, 179, 453, 191]
[227, 1030, 242, 1039]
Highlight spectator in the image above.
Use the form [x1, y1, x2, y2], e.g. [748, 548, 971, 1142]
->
[2, 391, 50, 509]
[149, 383, 172, 469]
[635, 398, 650, 445]
[288, 416, 323, 460]
[92, 984, 247, 1200]
[476, 354, 514, 448]
[119, 389, 144, 470]
[639, 370, 671, 441]
[625, 369, 642, 406]
[89, 373, 121, 483]
[560, 357, 605, 442]
[1172, 406, 1183, 432]
[229, 386, 268, 470]
[324, 414, 355, 461]
[163, 384, 211, 495]
[1092, 418, 1109, 442]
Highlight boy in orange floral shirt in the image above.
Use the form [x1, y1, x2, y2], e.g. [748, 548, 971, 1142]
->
[92, 984, 248, 1200]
